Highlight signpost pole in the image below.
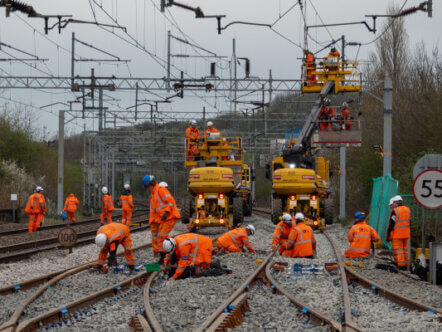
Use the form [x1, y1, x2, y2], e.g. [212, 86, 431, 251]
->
[421, 207, 426, 252]
[12, 200, 15, 222]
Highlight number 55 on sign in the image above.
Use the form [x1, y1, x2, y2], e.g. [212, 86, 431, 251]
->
[413, 169, 442, 209]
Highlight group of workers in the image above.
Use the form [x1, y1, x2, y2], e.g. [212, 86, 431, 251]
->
[185, 120, 220, 161]
[319, 99, 352, 131]
[304, 44, 341, 87]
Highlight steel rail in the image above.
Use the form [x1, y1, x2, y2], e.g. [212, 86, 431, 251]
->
[196, 251, 275, 332]
[16, 272, 150, 332]
[0, 242, 153, 331]
[142, 271, 163, 332]
[265, 261, 342, 331]
[0, 223, 149, 263]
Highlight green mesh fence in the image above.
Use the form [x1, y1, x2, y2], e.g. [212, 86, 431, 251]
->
[368, 174, 399, 250]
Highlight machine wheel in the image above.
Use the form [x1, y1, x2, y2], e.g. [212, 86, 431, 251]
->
[324, 199, 334, 225]
[272, 198, 282, 224]
[243, 196, 253, 217]
[233, 197, 244, 226]
[181, 196, 192, 224]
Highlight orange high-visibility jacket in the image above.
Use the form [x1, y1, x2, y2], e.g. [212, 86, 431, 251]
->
[102, 194, 115, 213]
[120, 194, 134, 211]
[272, 221, 293, 251]
[328, 50, 340, 58]
[390, 206, 411, 239]
[63, 194, 79, 213]
[345, 221, 380, 257]
[286, 222, 316, 257]
[97, 223, 132, 254]
[149, 184, 181, 224]
[25, 193, 47, 214]
[305, 52, 316, 68]
[217, 228, 255, 253]
[204, 127, 219, 138]
[172, 233, 213, 279]
[185, 126, 201, 140]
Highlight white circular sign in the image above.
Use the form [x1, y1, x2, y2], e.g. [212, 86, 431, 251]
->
[412, 169, 442, 209]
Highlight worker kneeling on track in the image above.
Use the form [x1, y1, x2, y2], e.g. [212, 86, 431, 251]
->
[272, 213, 294, 254]
[94, 223, 135, 273]
[214, 225, 256, 255]
[143, 174, 181, 264]
[282, 212, 317, 258]
[163, 233, 229, 282]
[344, 212, 380, 258]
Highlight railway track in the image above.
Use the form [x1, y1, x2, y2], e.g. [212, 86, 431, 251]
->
[0, 219, 149, 264]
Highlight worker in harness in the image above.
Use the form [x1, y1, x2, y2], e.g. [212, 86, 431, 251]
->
[185, 120, 201, 161]
[304, 49, 317, 87]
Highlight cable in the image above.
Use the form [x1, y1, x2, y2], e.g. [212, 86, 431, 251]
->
[270, 27, 303, 49]
[361, 0, 409, 46]
[307, 0, 335, 41]
[271, 1, 299, 27]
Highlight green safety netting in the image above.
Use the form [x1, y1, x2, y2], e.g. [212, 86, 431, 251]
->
[368, 174, 399, 250]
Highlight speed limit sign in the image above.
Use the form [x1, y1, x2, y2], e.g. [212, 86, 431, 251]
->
[413, 169, 442, 209]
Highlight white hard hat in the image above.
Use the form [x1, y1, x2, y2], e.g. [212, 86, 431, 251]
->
[36, 186, 44, 192]
[163, 238, 176, 253]
[102, 186, 108, 194]
[282, 213, 292, 223]
[245, 224, 255, 235]
[342, 102, 348, 107]
[190, 120, 197, 125]
[159, 181, 168, 188]
[207, 121, 214, 127]
[295, 212, 305, 221]
[389, 195, 403, 205]
[124, 184, 131, 190]
[331, 44, 336, 49]
[95, 233, 107, 248]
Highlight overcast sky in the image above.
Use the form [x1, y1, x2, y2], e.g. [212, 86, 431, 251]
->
[0, 0, 439, 136]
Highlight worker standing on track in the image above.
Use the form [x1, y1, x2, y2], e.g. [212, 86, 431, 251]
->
[25, 186, 47, 232]
[120, 184, 134, 226]
[62, 193, 80, 223]
[282, 212, 316, 258]
[304, 49, 317, 87]
[272, 213, 295, 254]
[387, 195, 411, 270]
[214, 225, 256, 254]
[185, 120, 201, 161]
[162, 233, 213, 281]
[143, 174, 181, 264]
[344, 212, 380, 258]
[101, 186, 114, 225]
[94, 223, 135, 273]
[204, 121, 219, 138]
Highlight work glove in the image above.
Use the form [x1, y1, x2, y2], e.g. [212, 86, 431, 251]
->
[161, 211, 170, 221]
[108, 251, 118, 266]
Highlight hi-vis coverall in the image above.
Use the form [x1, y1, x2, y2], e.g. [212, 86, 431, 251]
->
[272, 220, 294, 254]
[215, 228, 255, 254]
[387, 205, 411, 268]
[149, 184, 181, 254]
[165, 233, 213, 279]
[282, 222, 316, 258]
[344, 221, 380, 258]
[63, 194, 79, 222]
[120, 193, 134, 226]
[101, 194, 115, 225]
[25, 192, 47, 232]
[96, 223, 134, 267]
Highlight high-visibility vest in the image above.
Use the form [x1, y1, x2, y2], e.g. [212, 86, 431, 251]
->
[172, 233, 213, 278]
[272, 221, 293, 249]
[391, 206, 411, 239]
[345, 221, 380, 257]
[27, 193, 46, 214]
[149, 184, 180, 224]
[97, 223, 131, 251]
[120, 194, 134, 211]
[64, 194, 79, 213]
[217, 228, 254, 252]
[102, 194, 115, 212]
[204, 127, 219, 138]
[287, 222, 315, 257]
[185, 126, 201, 140]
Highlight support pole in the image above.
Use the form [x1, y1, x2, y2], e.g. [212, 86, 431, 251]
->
[383, 75, 393, 176]
[167, 30, 171, 92]
[233, 38, 237, 114]
[436, 208, 440, 242]
[71, 32, 75, 88]
[57, 110, 65, 215]
[422, 207, 426, 251]
[203, 106, 206, 124]
[339, 146, 346, 222]
[111, 151, 115, 200]
[341, 35, 345, 63]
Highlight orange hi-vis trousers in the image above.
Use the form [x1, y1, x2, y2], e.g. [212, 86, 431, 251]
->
[67, 211, 76, 222]
[150, 219, 177, 254]
[100, 211, 112, 225]
[122, 210, 133, 226]
[28, 213, 44, 232]
[392, 238, 409, 268]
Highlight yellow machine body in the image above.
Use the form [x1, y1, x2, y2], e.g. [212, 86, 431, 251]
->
[182, 135, 251, 231]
